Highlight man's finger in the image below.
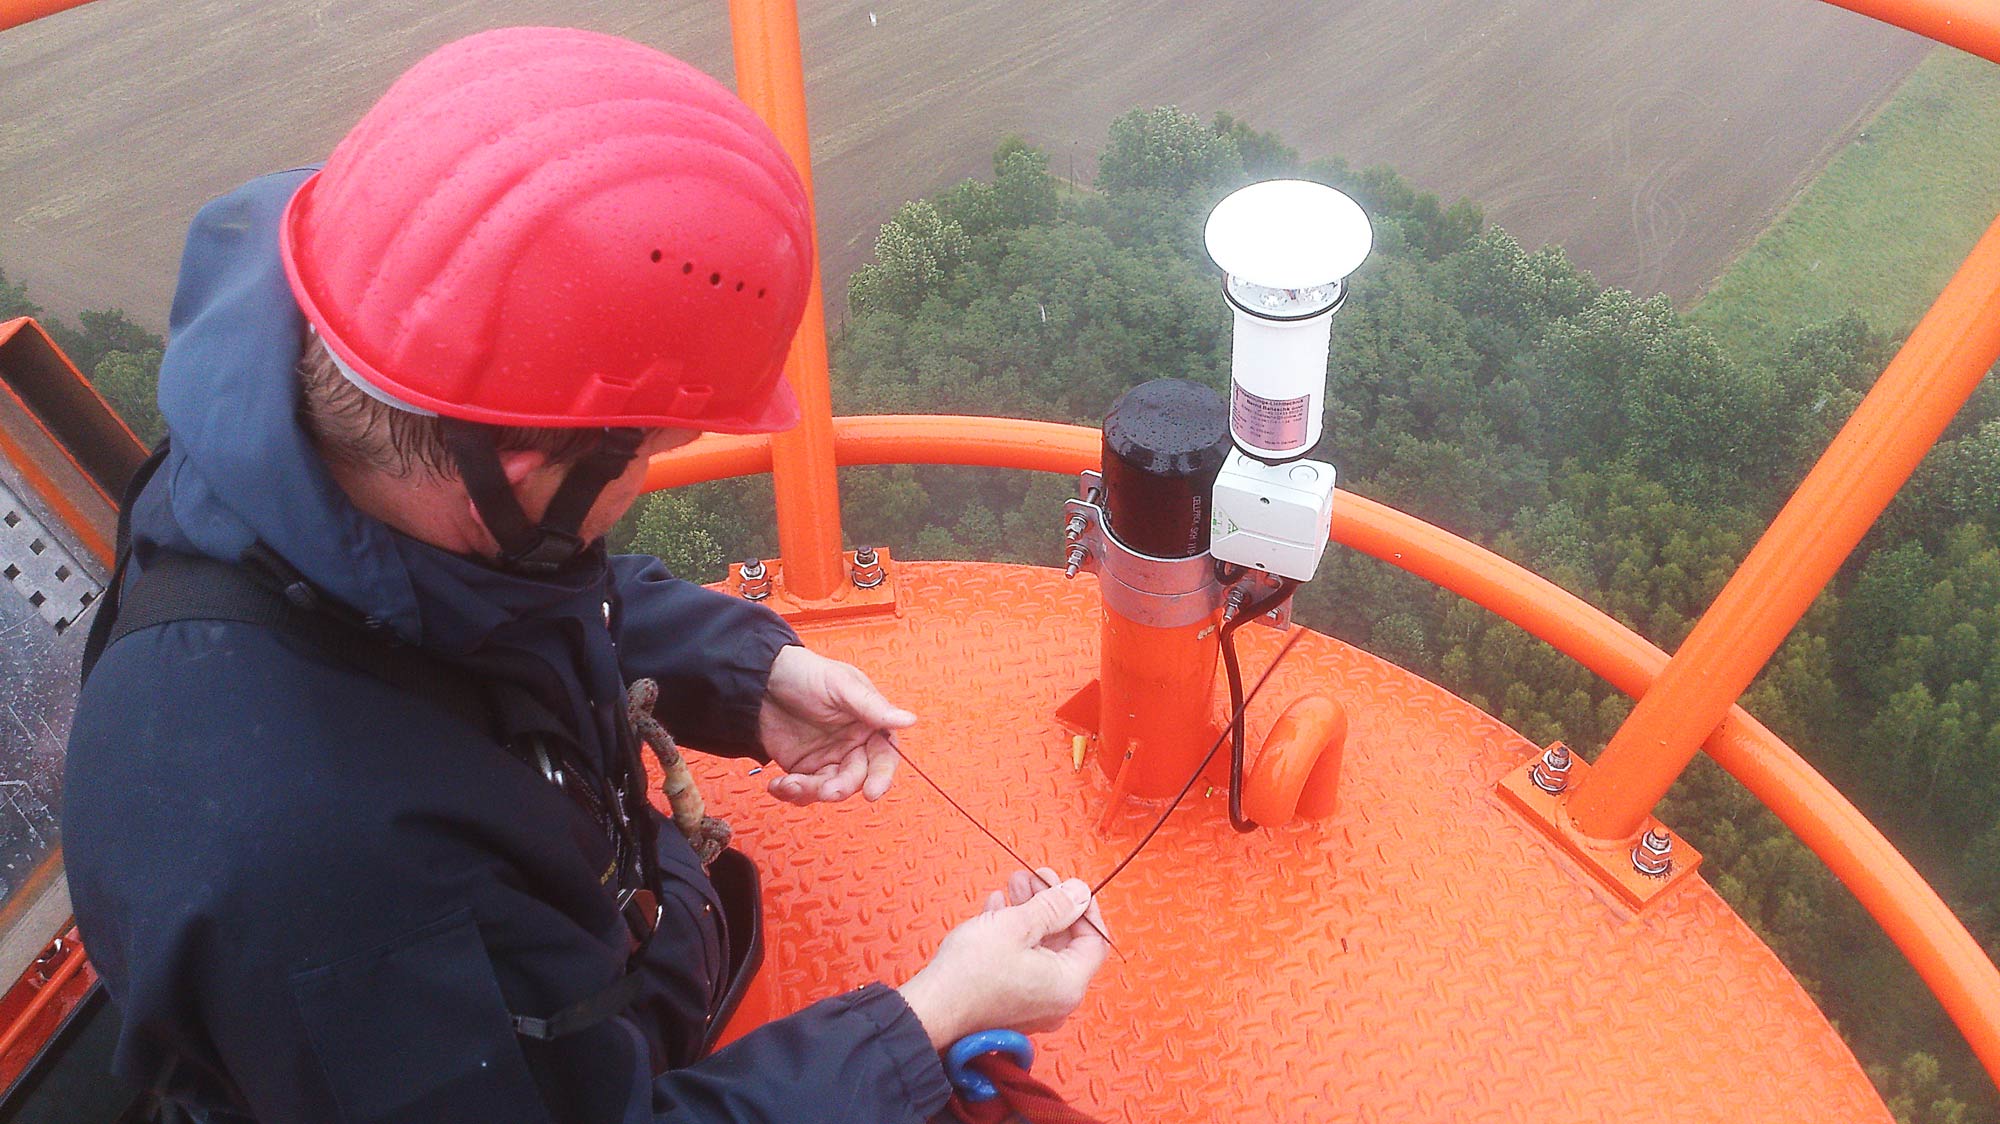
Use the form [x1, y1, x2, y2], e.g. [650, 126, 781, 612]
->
[767, 773, 817, 806]
[1009, 879, 1092, 942]
[984, 890, 1006, 914]
[1068, 895, 1111, 946]
[831, 664, 916, 731]
[792, 746, 868, 803]
[829, 744, 870, 800]
[861, 734, 899, 801]
[1057, 907, 1111, 977]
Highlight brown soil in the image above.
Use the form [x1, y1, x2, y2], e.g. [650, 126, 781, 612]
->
[0, 0, 1928, 329]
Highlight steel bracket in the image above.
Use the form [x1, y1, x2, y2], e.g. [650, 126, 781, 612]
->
[1496, 745, 1703, 910]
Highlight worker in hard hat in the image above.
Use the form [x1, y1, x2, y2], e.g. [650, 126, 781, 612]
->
[62, 27, 1107, 1124]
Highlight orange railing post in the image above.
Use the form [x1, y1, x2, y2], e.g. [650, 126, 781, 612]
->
[727, 0, 845, 600]
[0, 0, 96, 31]
[1567, 211, 2000, 842]
[1825, 0, 2000, 64]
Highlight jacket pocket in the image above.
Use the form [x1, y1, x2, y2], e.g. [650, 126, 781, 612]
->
[291, 911, 552, 1124]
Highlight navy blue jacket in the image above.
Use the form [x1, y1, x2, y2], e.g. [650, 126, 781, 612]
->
[62, 171, 952, 1124]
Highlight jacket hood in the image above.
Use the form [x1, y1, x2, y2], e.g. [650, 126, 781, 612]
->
[144, 170, 606, 653]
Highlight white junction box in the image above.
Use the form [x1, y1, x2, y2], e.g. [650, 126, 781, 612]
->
[1209, 450, 1337, 581]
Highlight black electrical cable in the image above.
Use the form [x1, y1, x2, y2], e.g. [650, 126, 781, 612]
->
[1222, 578, 1302, 832]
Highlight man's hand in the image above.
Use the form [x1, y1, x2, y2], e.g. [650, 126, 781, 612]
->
[895, 868, 1111, 1050]
[758, 645, 914, 805]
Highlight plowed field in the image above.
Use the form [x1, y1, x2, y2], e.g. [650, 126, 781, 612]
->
[0, 0, 1927, 326]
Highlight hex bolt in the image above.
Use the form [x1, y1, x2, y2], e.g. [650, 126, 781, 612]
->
[1529, 742, 1573, 795]
[1223, 584, 1249, 622]
[1064, 512, 1089, 540]
[1063, 543, 1090, 579]
[739, 557, 773, 602]
[1631, 828, 1674, 878]
[851, 545, 886, 589]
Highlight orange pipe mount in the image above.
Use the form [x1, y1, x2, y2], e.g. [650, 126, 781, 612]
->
[728, 0, 845, 600]
[1570, 208, 2000, 842]
[1092, 607, 1222, 801]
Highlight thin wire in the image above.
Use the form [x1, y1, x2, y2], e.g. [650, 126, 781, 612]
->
[1092, 624, 1307, 895]
[890, 734, 1122, 957]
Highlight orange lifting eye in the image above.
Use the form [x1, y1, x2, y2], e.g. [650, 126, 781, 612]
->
[1242, 694, 1346, 827]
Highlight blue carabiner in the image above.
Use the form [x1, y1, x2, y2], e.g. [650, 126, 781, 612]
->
[945, 1029, 1035, 1103]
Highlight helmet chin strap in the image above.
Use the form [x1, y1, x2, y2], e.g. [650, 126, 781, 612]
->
[440, 419, 645, 575]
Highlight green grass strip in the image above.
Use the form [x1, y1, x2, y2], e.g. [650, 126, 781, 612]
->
[1692, 47, 2000, 361]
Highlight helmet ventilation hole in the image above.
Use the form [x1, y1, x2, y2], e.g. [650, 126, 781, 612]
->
[650, 249, 663, 263]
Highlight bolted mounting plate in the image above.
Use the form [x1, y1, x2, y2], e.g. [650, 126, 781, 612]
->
[1495, 745, 1703, 910]
[724, 549, 901, 625]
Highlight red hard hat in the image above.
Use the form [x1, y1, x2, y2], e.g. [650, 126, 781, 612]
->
[280, 26, 810, 434]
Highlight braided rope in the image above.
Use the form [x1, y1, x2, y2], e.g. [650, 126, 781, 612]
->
[626, 678, 732, 866]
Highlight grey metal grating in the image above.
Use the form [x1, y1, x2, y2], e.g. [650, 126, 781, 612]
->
[0, 479, 100, 634]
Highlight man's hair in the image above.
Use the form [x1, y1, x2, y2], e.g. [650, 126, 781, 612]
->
[296, 332, 607, 478]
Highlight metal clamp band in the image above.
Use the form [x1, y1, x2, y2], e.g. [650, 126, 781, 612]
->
[1061, 471, 1225, 628]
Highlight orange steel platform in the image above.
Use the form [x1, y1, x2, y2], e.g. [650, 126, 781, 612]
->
[679, 561, 1888, 1123]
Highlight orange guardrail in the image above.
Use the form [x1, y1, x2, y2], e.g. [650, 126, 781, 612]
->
[643, 416, 2000, 1090]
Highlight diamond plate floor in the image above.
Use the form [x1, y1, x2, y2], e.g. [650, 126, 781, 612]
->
[681, 561, 1889, 1123]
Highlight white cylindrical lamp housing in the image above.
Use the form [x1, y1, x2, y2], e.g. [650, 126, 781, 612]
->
[1204, 180, 1372, 461]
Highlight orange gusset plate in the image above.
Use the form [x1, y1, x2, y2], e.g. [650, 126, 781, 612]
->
[667, 561, 1887, 1123]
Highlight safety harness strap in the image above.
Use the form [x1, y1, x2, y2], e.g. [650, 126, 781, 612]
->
[80, 438, 168, 684]
[101, 550, 496, 738]
[510, 969, 648, 1042]
[542, 425, 645, 534]
[439, 419, 644, 575]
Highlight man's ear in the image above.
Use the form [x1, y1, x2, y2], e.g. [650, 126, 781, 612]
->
[464, 448, 555, 544]
[496, 448, 551, 487]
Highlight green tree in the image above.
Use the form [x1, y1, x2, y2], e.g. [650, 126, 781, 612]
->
[625, 491, 729, 583]
[1873, 1052, 1971, 1124]
[63, 308, 161, 379]
[92, 348, 165, 444]
[0, 266, 42, 322]
[848, 200, 973, 317]
[991, 138, 1059, 229]
[1096, 106, 1242, 196]
[1211, 112, 1299, 178]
